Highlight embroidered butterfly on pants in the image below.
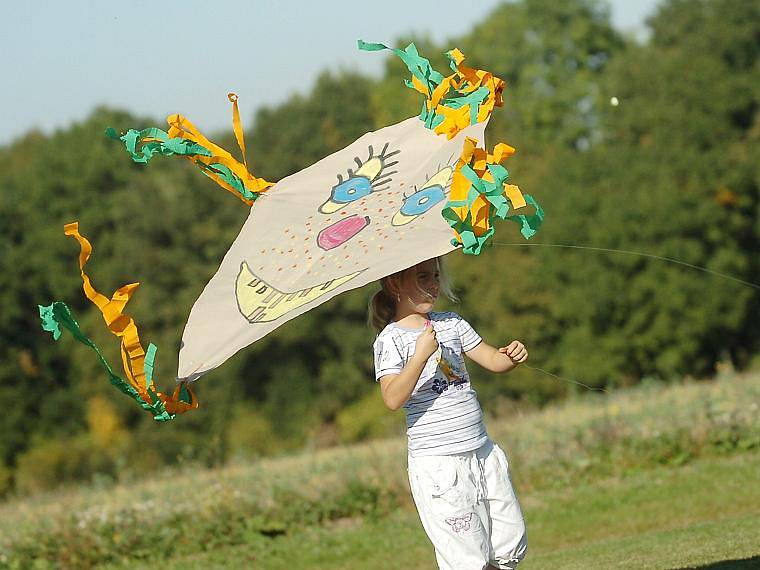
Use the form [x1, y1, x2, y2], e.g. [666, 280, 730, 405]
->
[445, 513, 473, 533]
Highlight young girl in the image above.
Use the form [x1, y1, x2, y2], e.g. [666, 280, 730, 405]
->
[370, 257, 528, 570]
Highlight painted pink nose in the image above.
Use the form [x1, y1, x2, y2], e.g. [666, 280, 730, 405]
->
[317, 215, 370, 250]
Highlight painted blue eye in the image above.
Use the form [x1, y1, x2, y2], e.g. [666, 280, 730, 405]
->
[331, 176, 372, 204]
[400, 185, 446, 216]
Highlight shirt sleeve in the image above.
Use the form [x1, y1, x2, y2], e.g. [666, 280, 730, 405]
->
[455, 314, 483, 352]
[373, 332, 404, 381]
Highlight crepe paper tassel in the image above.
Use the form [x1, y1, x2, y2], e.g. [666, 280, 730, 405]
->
[144, 343, 157, 391]
[441, 137, 544, 254]
[38, 302, 175, 422]
[358, 41, 505, 139]
[106, 94, 274, 206]
[61, 221, 199, 418]
[506, 194, 544, 239]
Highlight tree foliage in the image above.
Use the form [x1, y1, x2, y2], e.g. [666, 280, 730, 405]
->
[0, 0, 757, 494]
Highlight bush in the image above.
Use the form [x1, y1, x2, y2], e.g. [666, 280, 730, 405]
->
[335, 392, 404, 443]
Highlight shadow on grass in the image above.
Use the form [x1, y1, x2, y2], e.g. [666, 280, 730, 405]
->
[679, 556, 760, 569]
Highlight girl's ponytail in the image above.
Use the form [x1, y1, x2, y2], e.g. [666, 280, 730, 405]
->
[368, 285, 396, 333]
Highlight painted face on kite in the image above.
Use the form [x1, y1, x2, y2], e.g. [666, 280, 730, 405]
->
[231, 129, 467, 332]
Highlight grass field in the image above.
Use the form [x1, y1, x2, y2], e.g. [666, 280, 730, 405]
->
[112, 452, 760, 569]
[1, 372, 758, 569]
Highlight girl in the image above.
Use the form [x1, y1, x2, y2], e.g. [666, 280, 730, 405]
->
[370, 257, 528, 570]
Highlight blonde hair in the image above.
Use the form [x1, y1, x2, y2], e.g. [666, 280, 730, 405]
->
[367, 257, 458, 333]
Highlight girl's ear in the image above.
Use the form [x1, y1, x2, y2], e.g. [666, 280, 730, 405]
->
[385, 275, 402, 301]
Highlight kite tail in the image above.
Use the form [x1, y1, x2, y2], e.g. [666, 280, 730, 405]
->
[38, 223, 198, 421]
[358, 40, 504, 139]
[441, 138, 544, 255]
[106, 93, 274, 206]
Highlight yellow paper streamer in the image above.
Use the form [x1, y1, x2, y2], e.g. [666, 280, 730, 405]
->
[64, 222, 198, 414]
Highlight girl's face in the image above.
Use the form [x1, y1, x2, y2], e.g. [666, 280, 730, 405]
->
[399, 259, 440, 313]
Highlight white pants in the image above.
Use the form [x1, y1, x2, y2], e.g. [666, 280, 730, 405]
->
[408, 439, 527, 570]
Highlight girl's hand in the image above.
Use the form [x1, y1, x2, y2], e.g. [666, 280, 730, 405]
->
[414, 322, 439, 361]
[499, 340, 528, 364]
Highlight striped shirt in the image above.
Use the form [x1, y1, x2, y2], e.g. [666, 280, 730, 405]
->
[373, 311, 488, 457]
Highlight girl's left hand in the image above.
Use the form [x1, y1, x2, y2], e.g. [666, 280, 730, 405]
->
[499, 340, 528, 364]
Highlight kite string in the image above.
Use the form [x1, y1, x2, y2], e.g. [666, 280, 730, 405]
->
[493, 239, 760, 394]
[491, 241, 760, 290]
[522, 364, 609, 395]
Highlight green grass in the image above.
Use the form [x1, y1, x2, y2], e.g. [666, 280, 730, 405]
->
[110, 452, 760, 569]
[0, 372, 757, 568]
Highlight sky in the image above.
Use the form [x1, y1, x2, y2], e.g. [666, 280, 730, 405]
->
[1, 0, 660, 147]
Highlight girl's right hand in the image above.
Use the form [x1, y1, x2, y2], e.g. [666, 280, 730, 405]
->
[415, 323, 439, 360]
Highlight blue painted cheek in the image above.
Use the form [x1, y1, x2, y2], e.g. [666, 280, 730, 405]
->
[331, 177, 372, 204]
[400, 185, 446, 216]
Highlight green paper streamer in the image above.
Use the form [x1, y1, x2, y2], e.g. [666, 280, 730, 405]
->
[199, 161, 257, 202]
[506, 194, 545, 239]
[105, 127, 210, 164]
[358, 40, 492, 132]
[144, 343, 157, 391]
[38, 304, 62, 341]
[38, 302, 175, 422]
[107, 127, 261, 204]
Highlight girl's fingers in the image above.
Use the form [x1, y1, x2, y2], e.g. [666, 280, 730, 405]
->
[499, 341, 526, 359]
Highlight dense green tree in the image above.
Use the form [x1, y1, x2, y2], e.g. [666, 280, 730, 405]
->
[0, 0, 757, 494]
[533, 0, 759, 384]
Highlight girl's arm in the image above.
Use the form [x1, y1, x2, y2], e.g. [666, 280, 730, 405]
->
[465, 340, 527, 373]
[379, 325, 438, 411]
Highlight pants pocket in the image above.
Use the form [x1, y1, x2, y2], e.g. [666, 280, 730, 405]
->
[420, 459, 478, 515]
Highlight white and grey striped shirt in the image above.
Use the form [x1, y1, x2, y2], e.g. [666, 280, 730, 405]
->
[373, 311, 488, 457]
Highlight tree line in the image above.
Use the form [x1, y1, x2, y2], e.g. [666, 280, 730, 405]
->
[0, 0, 757, 495]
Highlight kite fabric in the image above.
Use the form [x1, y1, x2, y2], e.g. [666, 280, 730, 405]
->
[42, 41, 542, 418]
[179, 116, 489, 381]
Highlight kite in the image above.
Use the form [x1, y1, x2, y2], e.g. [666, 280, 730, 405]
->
[39, 41, 544, 420]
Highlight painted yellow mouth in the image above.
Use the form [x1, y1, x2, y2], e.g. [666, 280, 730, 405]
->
[235, 262, 364, 322]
